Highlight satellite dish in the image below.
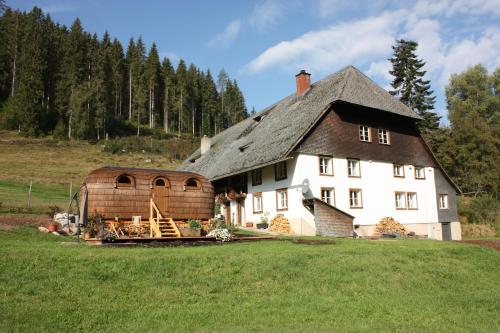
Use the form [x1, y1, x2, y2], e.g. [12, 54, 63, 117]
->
[301, 179, 310, 194]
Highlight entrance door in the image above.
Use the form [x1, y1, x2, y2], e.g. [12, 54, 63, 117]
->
[152, 178, 169, 214]
[236, 200, 244, 226]
[441, 222, 452, 241]
[224, 203, 231, 225]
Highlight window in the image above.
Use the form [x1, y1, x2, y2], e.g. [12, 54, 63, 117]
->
[252, 169, 262, 186]
[253, 192, 263, 213]
[415, 166, 425, 179]
[407, 192, 418, 209]
[439, 194, 449, 210]
[393, 164, 405, 177]
[395, 192, 406, 209]
[349, 189, 362, 208]
[319, 156, 333, 175]
[276, 189, 288, 211]
[184, 178, 200, 190]
[378, 129, 390, 145]
[275, 161, 287, 181]
[347, 159, 361, 177]
[116, 174, 134, 187]
[321, 188, 335, 206]
[359, 125, 371, 142]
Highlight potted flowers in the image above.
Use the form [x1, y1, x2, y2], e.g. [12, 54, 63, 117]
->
[188, 219, 202, 237]
[48, 222, 58, 233]
[256, 212, 269, 229]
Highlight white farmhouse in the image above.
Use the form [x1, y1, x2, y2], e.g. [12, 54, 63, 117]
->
[179, 66, 461, 240]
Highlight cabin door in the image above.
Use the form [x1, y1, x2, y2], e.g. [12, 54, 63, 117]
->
[152, 178, 169, 214]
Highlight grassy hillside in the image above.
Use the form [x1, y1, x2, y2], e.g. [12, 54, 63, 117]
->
[0, 130, 193, 214]
[0, 227, 499, 332]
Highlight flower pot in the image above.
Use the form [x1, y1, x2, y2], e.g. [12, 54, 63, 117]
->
[245, 222, 254, 228]
[84, 232, 91, 240]
[48, 223, 58, 232]
[190, 228, 201, 237]
[256, 223, 268, 229]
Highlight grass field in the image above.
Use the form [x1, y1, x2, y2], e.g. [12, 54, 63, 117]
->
[0, 130, 183, 214]
[0, 227, 498, 332]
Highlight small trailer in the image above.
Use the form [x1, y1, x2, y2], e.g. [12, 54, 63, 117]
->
[81, 167, 214, 239]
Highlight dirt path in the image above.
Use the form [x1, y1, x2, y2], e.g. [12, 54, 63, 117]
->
[0, 216, 51, 230]
[459, 240, 500, 251]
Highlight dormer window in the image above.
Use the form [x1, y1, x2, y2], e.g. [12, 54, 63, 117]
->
[415, 166, 425, 179]
[359, 126, 371, 142]
[116, 174, 134, 188]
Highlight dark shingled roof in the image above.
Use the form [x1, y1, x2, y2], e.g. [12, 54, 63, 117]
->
[178, 66, 421, 180]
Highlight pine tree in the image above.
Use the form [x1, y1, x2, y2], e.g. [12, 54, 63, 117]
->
[144, 43, 161, 129]
[217, 69, 229, 132]
[110, 38, 125, 118]
[161, 57, 175, 133]
[175, 59, 187, 136]
[201, 70, 219, 136]
[389, 39, 439, 133]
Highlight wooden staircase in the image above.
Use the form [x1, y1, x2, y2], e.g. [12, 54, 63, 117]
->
[150, 199, 180, 238]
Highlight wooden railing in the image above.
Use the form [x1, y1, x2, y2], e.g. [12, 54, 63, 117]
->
[149, 199, 163, 238]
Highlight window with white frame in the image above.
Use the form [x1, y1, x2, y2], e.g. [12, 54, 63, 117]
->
[407, 192, 418, 209]
[439, 194, 449, 210]
[395, 192, 406, 209]
[393, 164, 405, 177]
[349, 189, 362, 208]
[321, 188, 335, 206]
[276, 189, 288, 210]
[275, 161, 287, 181]
[251, 168, 262, 186]
[415, 166, 425, 179]
[319, 156, 333, 175]
[378, 129, 390, 144]
[253, 193, 263, 213]
[359, 125, 371, 142]
[348, 159, 361, 177]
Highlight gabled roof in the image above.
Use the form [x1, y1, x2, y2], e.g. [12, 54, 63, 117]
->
[178, 66, 420, 180]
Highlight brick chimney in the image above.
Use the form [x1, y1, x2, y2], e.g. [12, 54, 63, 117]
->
[295, 70, 311, 95]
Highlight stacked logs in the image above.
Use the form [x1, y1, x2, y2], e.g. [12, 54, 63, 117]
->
[375, 217, 407, 235]
[269, 214, 293, 234]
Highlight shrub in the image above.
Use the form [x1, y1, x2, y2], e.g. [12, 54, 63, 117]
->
[207, 228, 232, 242]
[188, 219, 202, 229]
[458, 195, 499, 225]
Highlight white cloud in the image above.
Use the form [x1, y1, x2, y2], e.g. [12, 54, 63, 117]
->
[207, 19, 241, 48]
[243, 11, 404, 74]
[249, 0, 287, 30]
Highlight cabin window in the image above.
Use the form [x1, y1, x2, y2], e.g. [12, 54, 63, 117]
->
[439, 194, 449, 210]
[276, 188, 288, 211]
[359, 125, 371, 142]
[378, 129, 390, 145]
[253, 192, 263, 213]
[407, 192, 418, 210]
[155, 178, 165, 186]
[347, 159, 361, 177]
[415, 166, 425, 179]
[319, 156, 333, 175]
[275, 161, 287, 181]
[116, 174, 134, 187]
[395, 192, 406, 209]
[393, 164, 405, 177]
[252, 169, 262, 186]
[321, 187, 335, 206]
[349, 189, 362, 208]
[184, 178, 200, 190]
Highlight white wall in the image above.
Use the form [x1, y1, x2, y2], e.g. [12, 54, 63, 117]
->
[239, 153, 451, 238]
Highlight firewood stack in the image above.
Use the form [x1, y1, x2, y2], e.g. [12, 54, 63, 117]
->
[269, 214, 293, 234]
[375, 217, 407, 235]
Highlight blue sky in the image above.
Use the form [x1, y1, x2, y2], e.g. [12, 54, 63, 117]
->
[8, 0, 500, 123]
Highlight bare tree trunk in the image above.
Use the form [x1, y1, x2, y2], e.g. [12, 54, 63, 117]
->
[163, 86, 169, 133]
[148, 86, 152, 128]
[192, 106, 195, 136]
[128, 69, 132, 120]
[178, 88, 182, 138]
[137, 110, 140, 137]
[152, 88, 155, 128]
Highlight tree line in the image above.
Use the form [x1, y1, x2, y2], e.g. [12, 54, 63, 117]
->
[389, 39, 499, 198]
[0, 6, 248, 140]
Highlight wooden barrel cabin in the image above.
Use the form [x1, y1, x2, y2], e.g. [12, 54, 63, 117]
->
[83, 167, 214, 221]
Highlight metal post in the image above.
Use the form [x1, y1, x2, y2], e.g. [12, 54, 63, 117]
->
[27, 180, 32, 208]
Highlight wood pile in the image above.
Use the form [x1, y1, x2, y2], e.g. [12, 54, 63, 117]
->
[269, 214, 293, 234]
[375, 217, 407, 235]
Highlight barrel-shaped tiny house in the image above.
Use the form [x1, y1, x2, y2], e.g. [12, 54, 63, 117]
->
[83, 167, 214, 238]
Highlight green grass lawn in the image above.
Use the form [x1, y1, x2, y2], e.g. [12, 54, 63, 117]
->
[0, 227, 498, 332]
